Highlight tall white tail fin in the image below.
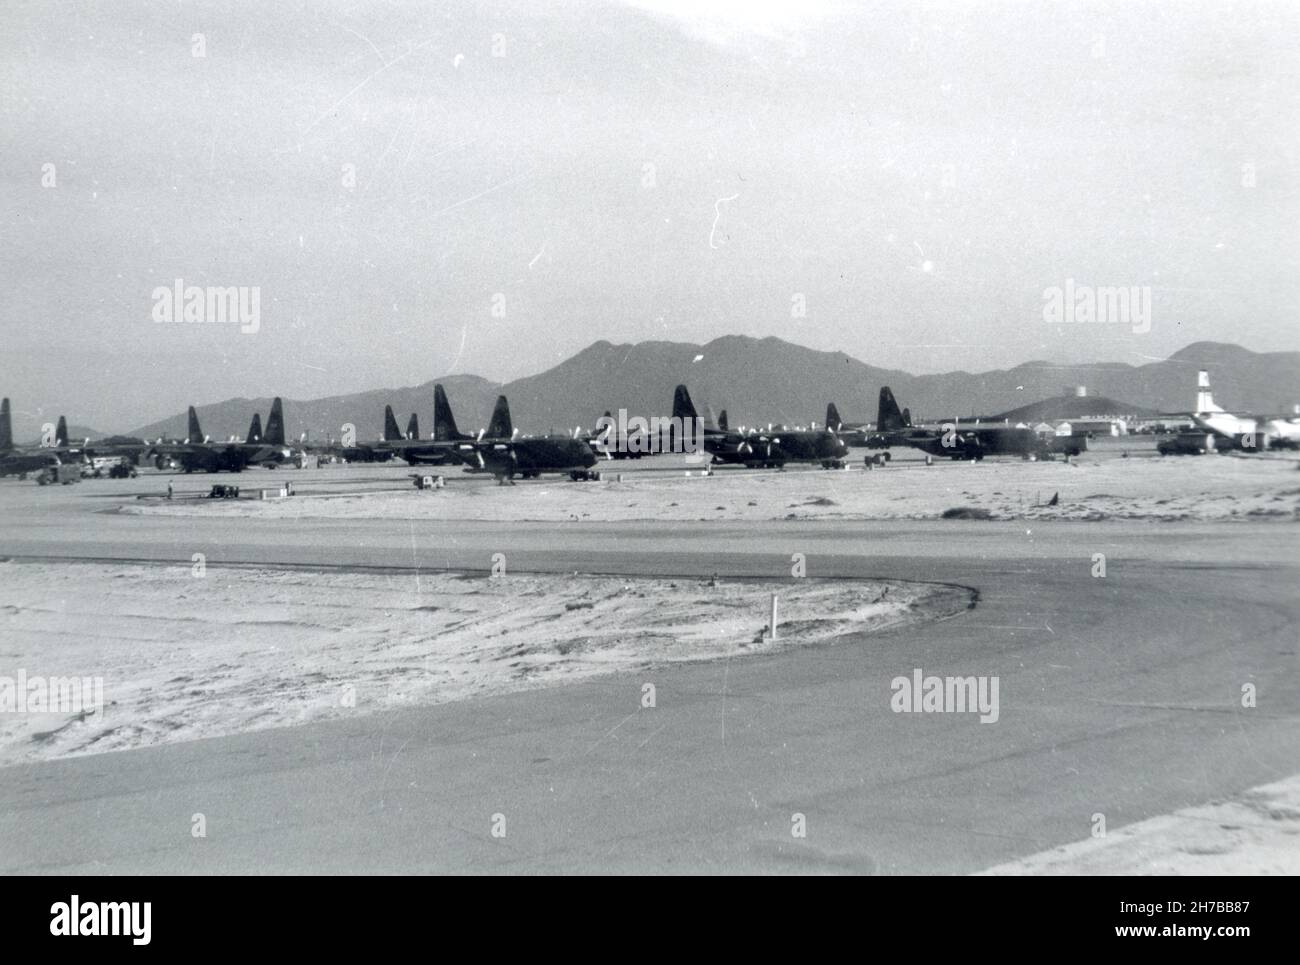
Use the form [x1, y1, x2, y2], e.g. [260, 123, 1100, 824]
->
[1196, 370, 1223, 414]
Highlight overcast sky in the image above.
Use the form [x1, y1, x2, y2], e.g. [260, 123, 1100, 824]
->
[2, 0, 1297, 431]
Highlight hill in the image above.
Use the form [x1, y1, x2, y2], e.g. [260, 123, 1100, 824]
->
[124, 339, 1300, 440]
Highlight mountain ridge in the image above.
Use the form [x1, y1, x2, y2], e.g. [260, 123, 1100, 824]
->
[113, 338, 1300, 443]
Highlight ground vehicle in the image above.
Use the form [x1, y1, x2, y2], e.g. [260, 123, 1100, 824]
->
[36, 464, 82, 485]
[1158, 433, 1211, 456]
[90, 456, 138, 478]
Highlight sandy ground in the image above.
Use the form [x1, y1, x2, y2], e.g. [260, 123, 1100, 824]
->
[0, 559, 971, 768]
[979, 774, 1300, 875]
[120, 449, 1300, 524]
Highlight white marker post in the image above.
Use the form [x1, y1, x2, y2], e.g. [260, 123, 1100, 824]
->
[769, 593, 779, 641]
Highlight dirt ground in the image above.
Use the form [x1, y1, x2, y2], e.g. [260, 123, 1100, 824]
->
[0, 560, 970, 767]
[122, 447, 1300, 524]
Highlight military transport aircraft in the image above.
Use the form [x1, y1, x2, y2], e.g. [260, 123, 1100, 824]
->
[0, 403, 107, 478]
[2, 399, 170, 477]
[866, 387, 1085, 460]
[0, 398, 69, 477]
[432, 385, 598, 483]
[300, 409, 404, 464]
[1186, 370, 1300, 450]
[62, 416, 161, 468]
[824, 403, 873, 448]
[376, 403, 457, 465]
[588, 410, 650, 459]
[672, 385, 848, 468]
[155, 398, 304, 472]
[669, 385, 752, 465]
[740, 413, 849, 468]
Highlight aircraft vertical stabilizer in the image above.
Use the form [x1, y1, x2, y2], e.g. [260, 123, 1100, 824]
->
[1196, 370, 1224, 414]
[487, 396, 513, 439]
[877, 387, 909, 432]
[672, 385, 699, 424]
[187, 407, 203, 443]
[0, 398, 11, 452]
[264, 398, 286, 446]
[433, 385, 468, 442]
[406, 413, 420, 440]
[247, 413, 263, 443]
[383, 405, 403, 442]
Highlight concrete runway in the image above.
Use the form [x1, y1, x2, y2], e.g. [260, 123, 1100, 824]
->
[1, 495, 1296, 873]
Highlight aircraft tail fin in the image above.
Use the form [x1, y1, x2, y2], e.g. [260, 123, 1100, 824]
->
[406, 412, 420, 441]
[718, 409, 729, 432]
[263, 398, 286, 446]
[902, 407, 912, 426]
[487, 396, 513, 439]
[247, 413, 263, 443]
[433, 384, 469, 441]
[877, 387, 910, 431]
[187, 406, 203, 443]
[0, 398, 11, 452]
[55, 416, 69, 447]
[383, 405, 402, 442]
[1196, 370, 1224, 414]
[672, 385, 699, 424]
[826, 403, 842, 431]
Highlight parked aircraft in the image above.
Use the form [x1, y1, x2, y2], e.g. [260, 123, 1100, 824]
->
[670, 385, 751, 465]
[745, 414, 849, 469]
[824, 403, 871, 447]
[433, 385, 598, 483]
[867, 388, 1085, 460]
[0, 404, 115, 478]
[1188, 370, 1300, 450]
[672, 386, 847, 468]
[0, 398, 68, 477]
[372, 404, 456, 465]
[155, 398, 304, 472]
[588, 410, 649, 459]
